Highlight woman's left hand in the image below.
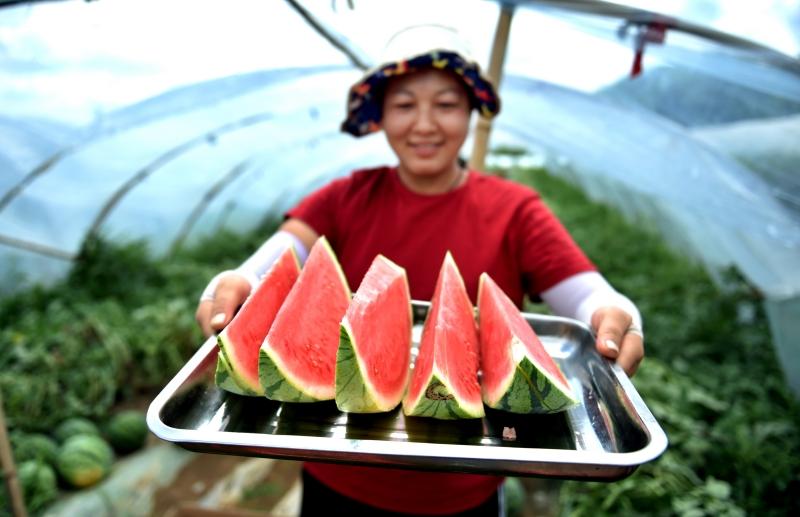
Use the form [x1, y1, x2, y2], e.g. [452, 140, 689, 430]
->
[591, 306, 644, 376]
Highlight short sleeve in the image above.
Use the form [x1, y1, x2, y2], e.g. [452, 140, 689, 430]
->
[285, 177, 349, 241]
[512, 194, 596, 296]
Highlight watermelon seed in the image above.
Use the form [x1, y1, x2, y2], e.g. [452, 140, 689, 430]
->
[426, 381, 454, 401]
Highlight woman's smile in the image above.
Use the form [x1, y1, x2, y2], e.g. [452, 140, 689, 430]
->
[408, 141, 443, 158]
[381, 68, 471, 194]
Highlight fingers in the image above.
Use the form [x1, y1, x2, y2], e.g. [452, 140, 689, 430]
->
[591, 306, 644, 376]
[591, 306, 631, 359]
[195, 275, 252, 337]
[195, 300, 215, 338]
[617, 332, 644, 376]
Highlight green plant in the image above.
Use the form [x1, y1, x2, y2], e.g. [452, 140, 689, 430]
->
[507, 167, 800, 516]
[0, 220, 280, 432]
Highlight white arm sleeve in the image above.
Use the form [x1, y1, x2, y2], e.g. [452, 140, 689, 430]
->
[199, 230, 309, 301]
[540, 271, 643, 333]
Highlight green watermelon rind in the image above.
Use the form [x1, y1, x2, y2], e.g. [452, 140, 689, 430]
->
[215, 351, 250, 395]
[216, 338, 262, 396]
[258, 348, 325, 402]
[56, 434, 114, 489]
[54, 418, 100, 444]
[11, 433, 59, 466]
[105, 411, 148, 454]
[403, 372, 485, 420]
[215, 248, 301, 397]
[402, 252, 484, 420]
[485, 338, 578, 414]
[335, 322, 384, 413]
[258, 236, 348, 403]
[335, 256, 412, 413]
[18, 460, 58, 513]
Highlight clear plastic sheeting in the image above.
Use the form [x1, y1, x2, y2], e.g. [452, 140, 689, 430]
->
[0, 0, 353, 126]
[766, 297, 800, 399]
[524, 7, 800, 103]
[0, 0, 372, 288]
[1, 0, 800, 392]
[0, 66, 397, 282]
[691, 115, 800, 218]
[490, 74, 800, 393]
[497, 75, 800, 258]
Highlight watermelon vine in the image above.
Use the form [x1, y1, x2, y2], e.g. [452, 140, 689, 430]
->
[508, 166, 800, 517]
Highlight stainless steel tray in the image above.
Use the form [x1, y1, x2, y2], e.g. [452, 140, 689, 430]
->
[147, 301, 667, 480]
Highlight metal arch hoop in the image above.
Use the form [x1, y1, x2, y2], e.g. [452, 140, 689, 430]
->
[167, 129, 346, 256]
[83, 112, 275, 241]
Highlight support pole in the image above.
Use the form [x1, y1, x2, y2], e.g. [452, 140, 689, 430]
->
[0, 393, 28, 517]
[469, 3, 515, 172]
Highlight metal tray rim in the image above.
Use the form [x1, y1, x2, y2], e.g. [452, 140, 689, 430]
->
[147, 306, 667, 473]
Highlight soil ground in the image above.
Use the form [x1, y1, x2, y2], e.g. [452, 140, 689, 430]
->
[148, 452, 558, 517]
[106, 394, 560, 516]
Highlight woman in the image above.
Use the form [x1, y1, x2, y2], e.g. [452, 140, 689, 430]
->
[196, 25, 644, 517]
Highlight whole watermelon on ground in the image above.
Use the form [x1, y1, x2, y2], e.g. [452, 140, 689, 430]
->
[11, 433, 59, 466]
[18, 460, 58, 513]
[402, 252, 484, 419]
[105, 410, 149, 454]
[216, 247, 301, 395]
[56, 434, 114, 489]
[259, 236, 351, 402]
[336, 254, 412, 413]
[477, 273, 576, 413]
[54, 418, 100, 443]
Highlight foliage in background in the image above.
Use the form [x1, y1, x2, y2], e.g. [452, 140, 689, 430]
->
[0, 219, 279, 432]
[506, 167, 800, 517]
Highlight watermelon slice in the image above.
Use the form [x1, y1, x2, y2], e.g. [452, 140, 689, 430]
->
[336, 255, 412, 413]
[259, 236, 351, 402]
[216, 247, 301, 395]
[216, 353, 256, 396]
[402, 252, 484, 419]
[477, 273, 577, 413]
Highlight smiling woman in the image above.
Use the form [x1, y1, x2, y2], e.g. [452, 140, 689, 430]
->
[195, 24, 646, 516]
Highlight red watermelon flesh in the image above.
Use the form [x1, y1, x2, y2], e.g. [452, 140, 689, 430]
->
[259, 236, 351, 402]
[216, 246, 300, 395]
[336, 255, 412, 412]
[478, 273, 577, 414]
[402, 252, 484, 419]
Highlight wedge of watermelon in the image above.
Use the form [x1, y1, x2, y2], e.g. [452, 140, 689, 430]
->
[336, 255, 412, 413]
[402, 252, 484, 419]
[477, 273, 577, 413]
[216, 353, 256, 396]
[259, 236, 351, 402]
[216, 247, 300, 395]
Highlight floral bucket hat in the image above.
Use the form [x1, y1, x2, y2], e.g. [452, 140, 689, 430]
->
[341, 25, 501, 137]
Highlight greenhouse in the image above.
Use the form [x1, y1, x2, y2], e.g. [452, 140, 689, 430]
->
[1, 0, 799, 516]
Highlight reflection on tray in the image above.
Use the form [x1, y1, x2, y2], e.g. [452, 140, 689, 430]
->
[163, 384, 577, 449]
[149, 304, 668, 480]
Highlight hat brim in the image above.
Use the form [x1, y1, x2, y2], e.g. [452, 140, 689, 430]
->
[341, 50, 501, 137]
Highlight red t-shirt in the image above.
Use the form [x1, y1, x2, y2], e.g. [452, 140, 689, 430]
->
[286, 166, 595, 514]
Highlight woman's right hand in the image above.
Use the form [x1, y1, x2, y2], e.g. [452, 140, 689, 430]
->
[195, 219, 318, 338]
[195, 273, 252, 337]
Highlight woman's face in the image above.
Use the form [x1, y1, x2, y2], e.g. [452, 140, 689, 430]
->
[381, 68, 471, 180]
